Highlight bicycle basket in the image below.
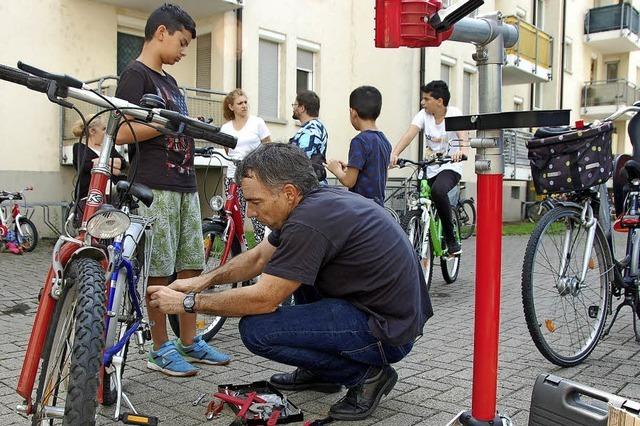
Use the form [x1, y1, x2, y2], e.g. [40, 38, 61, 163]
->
[526, 122, 614, 195]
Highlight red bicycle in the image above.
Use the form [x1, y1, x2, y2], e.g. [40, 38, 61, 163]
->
[0, 186, 38, 252]
[169, 148, 250, 341]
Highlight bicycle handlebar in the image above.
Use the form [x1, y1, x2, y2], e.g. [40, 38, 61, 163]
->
[397, 154, 468, 168]
[604, 104, 640, 122]
[0, 63, 238, 150]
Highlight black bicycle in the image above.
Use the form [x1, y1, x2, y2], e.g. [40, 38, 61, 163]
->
[455, 185, 475, 240]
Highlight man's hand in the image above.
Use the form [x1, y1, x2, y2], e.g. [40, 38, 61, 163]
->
[147, 286, 187, 314]
[169, 275, 210, 293]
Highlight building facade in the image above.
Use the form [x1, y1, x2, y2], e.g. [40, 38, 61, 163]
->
[1, 0, 638, 233]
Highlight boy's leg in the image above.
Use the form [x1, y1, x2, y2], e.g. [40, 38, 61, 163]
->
[174, 192, 230, 365]
[139, 190, 197, 376]
[429, 170, 461, 249]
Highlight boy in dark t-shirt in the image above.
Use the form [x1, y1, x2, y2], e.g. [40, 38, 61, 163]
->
[325, 86, 391, 206]
[115, 4, 229, 377]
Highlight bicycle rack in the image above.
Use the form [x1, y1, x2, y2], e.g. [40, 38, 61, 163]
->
[376, 2, 570, 424]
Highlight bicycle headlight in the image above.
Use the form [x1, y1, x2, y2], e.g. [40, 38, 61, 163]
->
[86, 204, 130, 239]
[209, 195, 224, 211]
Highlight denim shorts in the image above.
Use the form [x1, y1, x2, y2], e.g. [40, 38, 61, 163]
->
[137, 189, 204, 277]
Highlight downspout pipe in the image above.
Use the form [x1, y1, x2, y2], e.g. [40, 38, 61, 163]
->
[559, 0, 567, 109]
[530, 0, 536, 111]
[235, 6, 243, 89]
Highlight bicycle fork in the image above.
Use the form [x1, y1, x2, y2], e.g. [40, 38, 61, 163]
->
[558, 202, 598, 290]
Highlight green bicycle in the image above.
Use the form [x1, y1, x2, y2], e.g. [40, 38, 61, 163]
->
[397, 155, 466, 291]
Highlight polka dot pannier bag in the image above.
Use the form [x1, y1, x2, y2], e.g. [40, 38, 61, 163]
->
[526, 122, 614, 195]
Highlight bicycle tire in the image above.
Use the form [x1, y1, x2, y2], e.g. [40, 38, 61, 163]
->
[32, 258, 106, 425]
[401, 210, 433, 292]
[168, 222, 241, 342]
[521, 206, 610, 367]
[384, 206, 400, 223]
[16, 217, 38, 252]
[457, 199, 476, 240]
[441, 208, 461, 284]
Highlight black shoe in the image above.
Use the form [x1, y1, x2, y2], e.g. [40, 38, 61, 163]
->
[269, 368, 342, 393]
[446, 240, 462, 256]
[328, 366, 398, 420]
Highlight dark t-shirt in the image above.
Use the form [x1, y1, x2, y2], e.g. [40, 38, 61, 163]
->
[347, 130, 392, 206]
[115, 61, 196, 192]
[264, 187, 432, 346]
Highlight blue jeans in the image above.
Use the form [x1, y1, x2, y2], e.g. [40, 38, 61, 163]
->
[239, 298, 414, 387]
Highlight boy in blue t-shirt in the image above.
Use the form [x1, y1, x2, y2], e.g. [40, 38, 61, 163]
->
[326, 86, 391, 206]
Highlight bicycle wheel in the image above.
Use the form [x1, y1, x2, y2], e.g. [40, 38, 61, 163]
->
[457, 199, 476, 240]
[384, 206, 400, 223]
[401, 210, 433, 292]
[441, 209, 461, 284]
[521, 206, 610, 367]
[16, 217, 38, 252]
[169, 222, 241, 342]
[32, 258, 106, 425]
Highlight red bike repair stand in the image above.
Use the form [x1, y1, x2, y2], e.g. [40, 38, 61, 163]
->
[375, 1, 570, 424]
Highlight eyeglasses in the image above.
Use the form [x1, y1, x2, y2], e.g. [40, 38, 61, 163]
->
[291, 103, 299, 108]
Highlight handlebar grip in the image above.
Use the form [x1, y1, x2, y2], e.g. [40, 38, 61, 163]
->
[0, 65, 49, 93]
[17, 61, 83, 89]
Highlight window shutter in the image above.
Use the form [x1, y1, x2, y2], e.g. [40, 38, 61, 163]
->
[259, 39, 279, 118]
[196, 33, 212, 90]
[297, 49, 313, 71]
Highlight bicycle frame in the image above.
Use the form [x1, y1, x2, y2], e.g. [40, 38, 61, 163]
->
[412, 169, 446, 257]
[221, 181, 247, 260]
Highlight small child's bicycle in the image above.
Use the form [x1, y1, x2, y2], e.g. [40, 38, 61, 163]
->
[0, 186, 38, 252]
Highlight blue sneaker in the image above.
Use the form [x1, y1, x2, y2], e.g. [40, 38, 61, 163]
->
[147, 341, 197, 377]
[176, 335, 231, 365]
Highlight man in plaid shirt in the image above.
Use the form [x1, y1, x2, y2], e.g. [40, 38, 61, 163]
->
[290, 90, 329, 183]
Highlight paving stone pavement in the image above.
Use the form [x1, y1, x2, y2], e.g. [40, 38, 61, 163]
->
[1, 235, 639, 425]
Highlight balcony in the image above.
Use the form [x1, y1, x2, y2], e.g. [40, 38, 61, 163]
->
[584, 3, 640, 54]
[60, 77, 227, 167]
[502, 16, 553, 85]
[581, 79, 639, 120]
[504, 129, 533, 180]
[93, 0, 242, 18]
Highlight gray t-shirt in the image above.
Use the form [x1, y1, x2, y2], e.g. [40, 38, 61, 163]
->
[265, 187, 432, 345]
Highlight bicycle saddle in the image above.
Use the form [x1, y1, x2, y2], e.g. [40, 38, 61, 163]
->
[623, 159, 640, 183]
[533, 126, 575, 138]
[115, 181, 154, 207]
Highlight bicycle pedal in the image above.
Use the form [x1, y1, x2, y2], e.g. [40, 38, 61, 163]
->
[119, 413, 159, 425]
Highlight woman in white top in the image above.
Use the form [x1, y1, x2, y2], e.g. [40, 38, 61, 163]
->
[220, 89, 271, 243]
[390, 80, 467, 255]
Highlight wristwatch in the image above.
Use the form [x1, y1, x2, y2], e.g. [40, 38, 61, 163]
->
[183, 292, 197, 313]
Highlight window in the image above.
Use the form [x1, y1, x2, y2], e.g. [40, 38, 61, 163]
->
[533, 83, 543, 109]
[259, 38, 280, 119]
[606, 61, 619, 81]
[441, 63, 451, 86]
[463, 71, 472, 115]
[297, 48, 314, 93]
[563, 38, 573, 73]
[535, 0, 544, 29]
[196, 33, 212, 90]
[117, 32, 144, 76]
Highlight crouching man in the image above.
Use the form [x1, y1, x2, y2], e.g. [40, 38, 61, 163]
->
[148, 143, 432, 420]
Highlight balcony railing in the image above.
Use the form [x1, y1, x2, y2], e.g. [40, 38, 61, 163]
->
[60, 76, 226, 165]
[585, 2, 640, 37]
[581, 79, 638, 109]
[504, 16, 553, 70]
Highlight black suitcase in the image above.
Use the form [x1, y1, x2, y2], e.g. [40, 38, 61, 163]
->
[529, 374, 640, 426]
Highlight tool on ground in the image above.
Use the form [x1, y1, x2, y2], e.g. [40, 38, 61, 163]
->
[119, 413, 159, 425]
[192, 392, 206, 406]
